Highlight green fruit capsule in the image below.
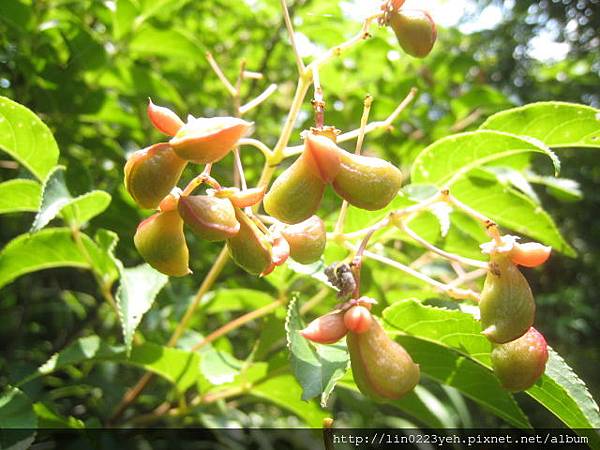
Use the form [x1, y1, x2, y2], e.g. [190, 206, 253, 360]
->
[134, 210, 190, 277]
[491, 327, 548, 392]
[227, 209, 273, 276]
[281, 215, 326, 264]
[178, 195, 240, 241]
[264, 154, 325, 224]
[347, 316, 420, 401]
[479, 253, 535, 344]
[124, 143, 187, 209]
[389, 9, 437, 58]
[332, 151, 403, 210]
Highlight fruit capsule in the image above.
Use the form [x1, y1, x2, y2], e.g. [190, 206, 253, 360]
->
[479, 253, 535, 344]
[178, 195, 240, 241]
[169, 116, 252, 163]
[227, 209, 273, 276]
[347, 317, 419, 400]
[147, 99, 184, 136]
[491, 327, 549, 392]
[389, 9, 437, 58]
[303, 133, 341, 183]
[263, 154, 325, 224]
[134, 210, 190, 277]
[332, 151, 403, 210]
[281, 215, 326, 264]
[510, 242, 551, 268]
[300, 310, 348, 344]
[343, 305, 372, 334]
[124, 143, 187, 209]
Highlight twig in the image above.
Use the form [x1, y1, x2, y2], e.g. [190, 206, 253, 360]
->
[239, 83, 278, 115]
[280, 0, 305, 74]
[311, 64, 325, 128]
[238, 138, 273, 159]
[205, 52, 237, 96]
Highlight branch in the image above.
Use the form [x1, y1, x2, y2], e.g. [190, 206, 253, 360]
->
[239, 83, 278, 115]
[205, 52, 237, 97]
[238, 138, 273, 159]
[280, 0, 305, 74]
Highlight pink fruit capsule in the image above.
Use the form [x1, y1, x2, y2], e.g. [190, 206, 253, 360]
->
[344, 305, 372, 334]
[147, 99, 184, 136]
[510, 242, 551, 268]
[300, 311, 349, 344]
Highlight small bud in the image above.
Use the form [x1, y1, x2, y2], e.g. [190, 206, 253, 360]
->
[389, 9, 437, 58]
[264, 153, 326, 224]
[344, 305, 372, 334]
[480, 253, 535, 344]
[347, 317, 419, 400]
[491, 327, 549, 392]
[510, 242, 551, 268]
[124, 143, 187, 209]
[300, 310, 348, 344]
[332, 150, 403, 210]
[227, 209, 273, 276]
[147, 99, 184, 136]
[281, 215, 326, 264]
[134, 210, 190, 277]
[169, 116, 252, 163]
[178, 195, 240, 241]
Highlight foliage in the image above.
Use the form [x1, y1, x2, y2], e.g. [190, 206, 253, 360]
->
[1, 0, 599, 442]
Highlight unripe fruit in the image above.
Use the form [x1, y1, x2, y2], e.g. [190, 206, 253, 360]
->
[169, 116, 251, 163]
[263, 154, 325, 224]
[178, 195, 240, 241]
[227, 209, 273, 276]
[300, 310, 348, 344]
[134, 210, 190, 277]
[281, 215, 326, 264]
[344, 305, 372, 334]
[480, 253, 535, 344]
[491, 327, 548, 392]
[347, 317, 419, 400]
[224, 187, 266, 208]
[124, 143, 187, 209]
[510, 242, 551, 268]
[389, 9, 437, 58]
[332, 151, 403, 210]
[147, 99, 184, 136]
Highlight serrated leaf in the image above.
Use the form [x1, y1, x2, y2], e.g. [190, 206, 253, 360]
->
[411, 130, 560, 187]
[32, 336, 199, 393]
[203, 288, 274, 315]
[0, 179, 41, 214]
[452, 172, 575, 256]
[526, 172, 582, 202]
[31, 166, 110, 231]
[116, 264, 168, 355]
[383, 299, 600, 431]
[199, 348, 243, 387]
[0, 96, 59, 181]
[33, 403, 84, 429]
[0, 228, 119, 291]
[285, 296, 349, 407]
[480, 102, 600, 149]
[0, 386, 36, 450]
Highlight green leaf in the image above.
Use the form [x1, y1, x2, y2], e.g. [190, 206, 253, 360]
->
[0, 386, 37, 450]
[0, 179, 41, 214]
[31, 166, 110, 231]
[411, 130, 560, 187]
[129, 25, 202, 60]
[383, 299, 600, 430]
[0, 228, 118, 291]
[452, 172, 575, 256]
[480, 102, 600, 149]
[285, 296, 349, 407]
[0, 96, 59, 181]
[251, 374, 329, 427]
[116, 263, 169, 355]
[33, 403, 84, 429]
[34, 336, 200, 393]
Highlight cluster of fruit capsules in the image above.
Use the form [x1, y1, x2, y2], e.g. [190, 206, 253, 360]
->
[264, 129, 404, 225]
[478, 234, 552, 391]
[125, 101, 330, 277]
[301, 295, 420, 401]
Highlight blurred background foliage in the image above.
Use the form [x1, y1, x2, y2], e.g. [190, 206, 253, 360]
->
[0, 0, 599, 434]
